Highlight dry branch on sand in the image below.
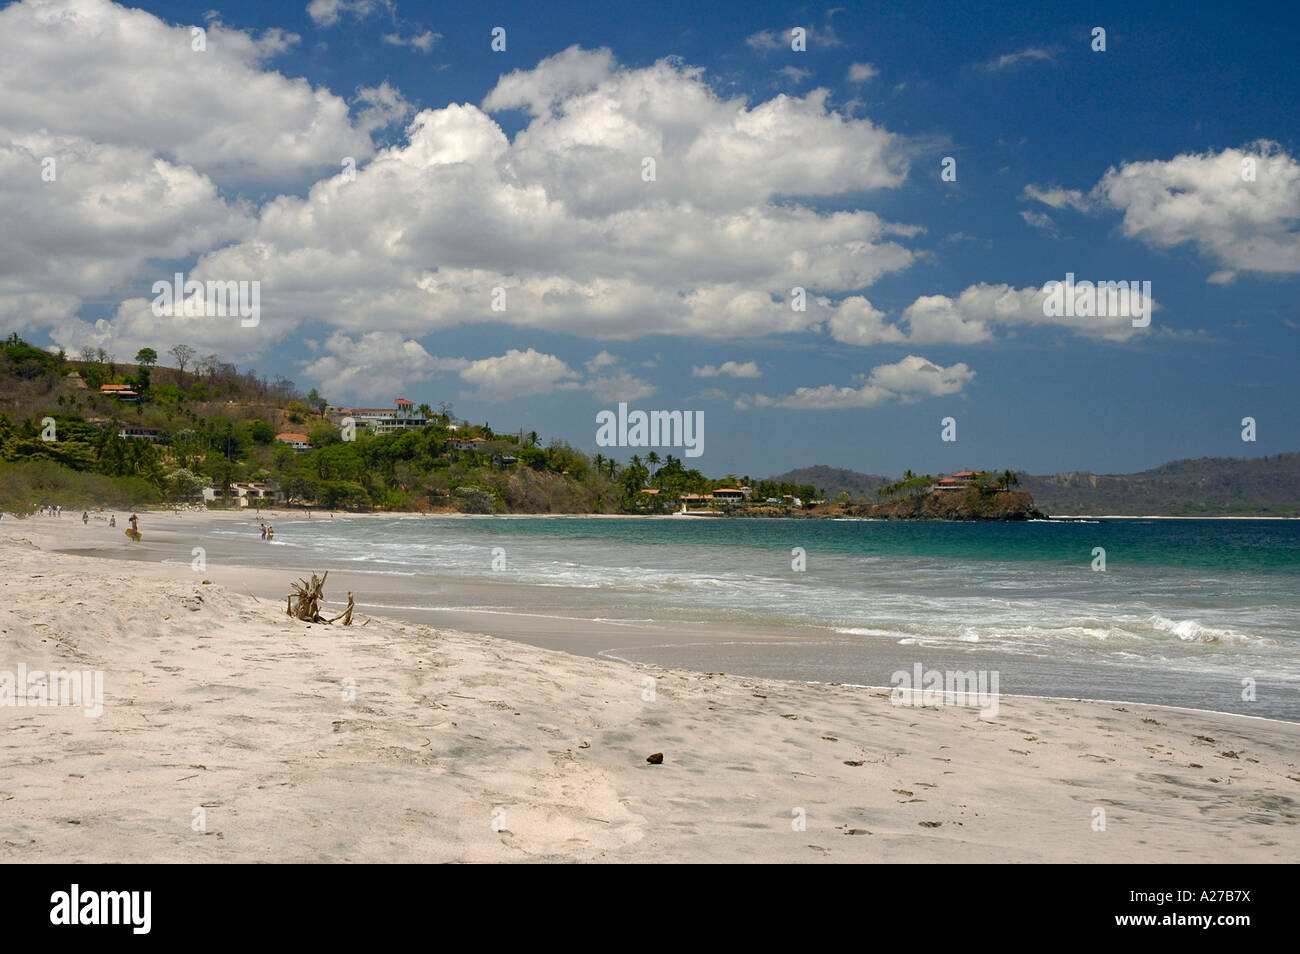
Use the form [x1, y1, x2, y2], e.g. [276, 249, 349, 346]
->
[286, 571, 354, 624]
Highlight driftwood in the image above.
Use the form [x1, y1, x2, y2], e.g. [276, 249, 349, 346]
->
[286, 571, 354, 625]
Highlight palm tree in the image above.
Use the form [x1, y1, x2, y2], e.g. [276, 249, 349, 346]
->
[646, 451, 660, 476]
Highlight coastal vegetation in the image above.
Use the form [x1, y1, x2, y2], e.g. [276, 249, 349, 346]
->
[0, 336, 816, 514]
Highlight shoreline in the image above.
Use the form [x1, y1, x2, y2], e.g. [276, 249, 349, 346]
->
[16, 509, 1299, 722]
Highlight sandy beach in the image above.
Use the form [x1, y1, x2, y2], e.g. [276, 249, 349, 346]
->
[1, 510, 1297, 863]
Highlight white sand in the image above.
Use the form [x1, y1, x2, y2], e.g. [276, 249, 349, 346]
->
[1, 511, 1297, 862]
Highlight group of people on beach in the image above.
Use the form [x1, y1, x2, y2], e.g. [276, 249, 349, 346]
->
[37, 504, 63, 516]
[259, 522, 275, 541]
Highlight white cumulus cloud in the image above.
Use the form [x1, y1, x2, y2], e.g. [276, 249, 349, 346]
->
[692, 361, 761, 379]
[744, 355, 975, 410]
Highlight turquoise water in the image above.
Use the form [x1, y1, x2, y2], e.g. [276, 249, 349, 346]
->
[203, 515, 1300, 720]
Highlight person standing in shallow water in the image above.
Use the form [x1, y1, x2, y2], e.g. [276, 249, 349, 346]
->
[260, 523, 267, 539]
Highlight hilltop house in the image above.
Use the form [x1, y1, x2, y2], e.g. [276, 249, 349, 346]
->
[932, 470, 982, 491]
[118, 425, 160, 442]
[449, 436, 488, 452]
[330, 398, 428, 435]
[99, 383, 139, 403]
[275, 432, 311, 452]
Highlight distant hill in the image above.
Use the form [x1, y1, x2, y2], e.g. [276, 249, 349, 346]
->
[766, 465, 890, 500]
[1020, 454, 1300, 516]
[770, 454, 1300, 516]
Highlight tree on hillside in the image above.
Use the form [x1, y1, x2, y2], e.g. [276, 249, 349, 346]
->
[618, 458, 649, 510]
[169, 344, 195, 375]
[79, 345, 98, 363]
[135, 348, 157, 368]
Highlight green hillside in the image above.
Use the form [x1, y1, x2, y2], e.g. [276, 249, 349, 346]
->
[0, 335, 812, 514]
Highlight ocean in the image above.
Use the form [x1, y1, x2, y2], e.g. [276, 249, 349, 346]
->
[184, 515, 1300, 720]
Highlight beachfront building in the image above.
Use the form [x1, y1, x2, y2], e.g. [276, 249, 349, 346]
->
[710, 487, 751, 506]
[330, 398, 428, 436]
[232, 482, 279, 505]
[275, 432, 311, 452]
[203, 482, 280, 505]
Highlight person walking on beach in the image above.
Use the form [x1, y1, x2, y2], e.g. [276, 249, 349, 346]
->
[260, 522, 267, 539]
[267, 525, 274, 541]
[127, 513, 139, 542]
[82, 511, 89, 525]
[109, 515, 116, 527]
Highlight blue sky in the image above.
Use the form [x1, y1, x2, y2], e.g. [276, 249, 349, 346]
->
[2, 0, 1297, 477]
